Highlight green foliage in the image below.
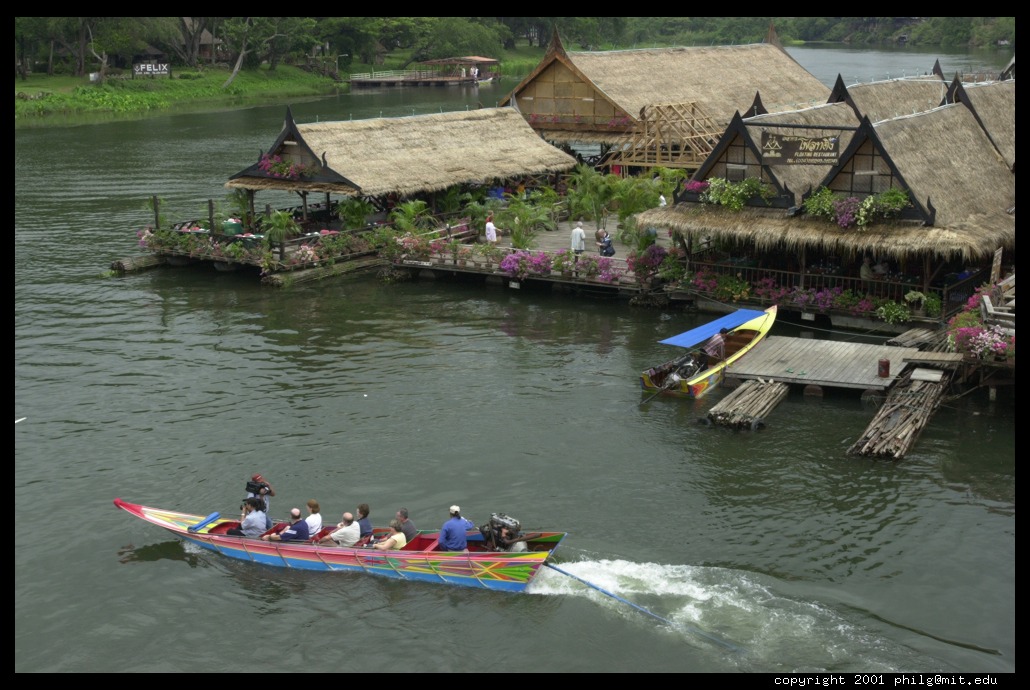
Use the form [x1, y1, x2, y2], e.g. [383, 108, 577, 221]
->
[388, 200, 433, 234]
[337, 197, 375, 229]
[657, 252, 686, 282]
[496, 196, 551, 249]
[923, 292, 943, 318]
[701, 177, 774, 211]
[565, 164, 616, 222]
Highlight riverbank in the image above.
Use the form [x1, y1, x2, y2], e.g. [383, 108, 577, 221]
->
[14, 64, 344, 127]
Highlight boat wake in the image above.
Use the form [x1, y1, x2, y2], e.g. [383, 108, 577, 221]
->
[529, 558, 943, 672]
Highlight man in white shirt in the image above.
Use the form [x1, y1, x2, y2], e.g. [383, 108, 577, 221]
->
[320, 512, 360, 547]
[570, 221, 586, 254]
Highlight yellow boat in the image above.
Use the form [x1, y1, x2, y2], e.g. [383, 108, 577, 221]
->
[640, 305, 777, 399]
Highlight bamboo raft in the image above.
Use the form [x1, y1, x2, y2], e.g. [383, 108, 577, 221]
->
[847, 368, 952, 459]
[704, 379, 790, 430]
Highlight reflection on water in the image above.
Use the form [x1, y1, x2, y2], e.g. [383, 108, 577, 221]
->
[117, 540, 201, 566]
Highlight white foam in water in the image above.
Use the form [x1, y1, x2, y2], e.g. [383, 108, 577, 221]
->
[532, 559, 943, 671]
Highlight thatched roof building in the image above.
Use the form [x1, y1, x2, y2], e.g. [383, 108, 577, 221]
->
[830, 75, 950, 124]
[638, 102, 1014, 263]
[227, 106, 577, 199]
[948, 79, 1015, 170]
[497, 30, 829, 171]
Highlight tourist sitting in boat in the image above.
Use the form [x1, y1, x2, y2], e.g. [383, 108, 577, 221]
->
[245, 473, 275, 529]
[373, 519, 408, 551]
[318, 511, 359, 547]
[356, 503, 373, 539]
[305, 499, 322, 537]
[261, 508, 309, 542]
[395, 507, 417, 542]
[440, 505, 476, 551]
[228, 497, 267, 537]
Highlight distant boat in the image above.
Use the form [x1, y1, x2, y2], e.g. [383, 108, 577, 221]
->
[640, 305, 777, 399]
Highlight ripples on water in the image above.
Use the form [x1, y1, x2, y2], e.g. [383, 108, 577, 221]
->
[15, 60, 1013, 672]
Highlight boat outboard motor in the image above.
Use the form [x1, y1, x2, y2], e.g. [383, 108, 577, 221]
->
[480, 513, 522, 549]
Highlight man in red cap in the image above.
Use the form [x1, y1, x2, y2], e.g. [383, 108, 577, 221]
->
[246, 473, 276, 529]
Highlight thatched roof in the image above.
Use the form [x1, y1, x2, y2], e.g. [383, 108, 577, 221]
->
[565, 43, 829, 121]
[875, 104, 1013, 231]
[639, 103, 1014, 261]
[843, 76, 949, 123]
[954, 80, 1015, 169]
[227, 107, 576, 198]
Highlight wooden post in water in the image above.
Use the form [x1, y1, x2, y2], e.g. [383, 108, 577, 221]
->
[208, 199, 215, 233]
[152, 195, 160, 229]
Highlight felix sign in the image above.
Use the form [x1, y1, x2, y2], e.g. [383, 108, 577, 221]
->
[134, 63, 170, 76]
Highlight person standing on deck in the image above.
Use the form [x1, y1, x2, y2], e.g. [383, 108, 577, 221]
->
[484, 215, 498, 244]
[570, 221, 586, 255]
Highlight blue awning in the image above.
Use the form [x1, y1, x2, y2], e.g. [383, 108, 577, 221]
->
[658, 309, 765, 349]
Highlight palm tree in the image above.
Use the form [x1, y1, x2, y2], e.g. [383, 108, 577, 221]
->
[262, 210, 299, 261]
[388, 200, 434, 234]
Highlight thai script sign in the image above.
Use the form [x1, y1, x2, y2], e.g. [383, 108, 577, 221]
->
[134, 63, 170, 76]
[761, 132, 839, 165]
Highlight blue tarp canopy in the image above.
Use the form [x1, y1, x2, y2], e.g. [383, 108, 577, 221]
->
[658, 309, 765, 349]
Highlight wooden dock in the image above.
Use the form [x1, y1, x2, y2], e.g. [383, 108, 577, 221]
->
[726, 336, 923, 392]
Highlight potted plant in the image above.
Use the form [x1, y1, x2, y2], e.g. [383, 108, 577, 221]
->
[551, 249, 577, 276]
[262, 210, 300, 261]
[875, 300, 911, 325]
[576, 253, 600, 279]
[905, 291, 926, 316]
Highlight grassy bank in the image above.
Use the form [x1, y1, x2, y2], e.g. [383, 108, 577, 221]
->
[15, 65, 342, 126]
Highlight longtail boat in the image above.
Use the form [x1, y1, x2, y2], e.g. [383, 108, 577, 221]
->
[113, 499, 566, 593]
[640, 305, 777, 399]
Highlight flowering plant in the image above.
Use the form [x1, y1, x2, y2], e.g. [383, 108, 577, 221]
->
[500, 251, 532, 280]
[258, 154, 320, 180]
[500, 250, 553, 279]
[904, 291, 926, 305]
[595, 257, 622, 283]
[684, 180, 710, 194]
[576, 253, 600, 278]
[953, 324, 1013, 360]
[289, 244, 320, 266]
[551, 249, 577, 274]
[875, 300, 910, 324]
[626, 244, 668, 284]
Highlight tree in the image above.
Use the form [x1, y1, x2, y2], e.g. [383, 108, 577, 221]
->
[173, 17, 212, 68]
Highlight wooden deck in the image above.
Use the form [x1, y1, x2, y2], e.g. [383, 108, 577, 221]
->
[726, 336, 923, 391]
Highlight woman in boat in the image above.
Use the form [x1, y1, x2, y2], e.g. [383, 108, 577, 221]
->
[373, 519, 407, 550]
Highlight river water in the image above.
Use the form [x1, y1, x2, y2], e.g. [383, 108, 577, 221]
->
[14, 45, 1014, 673]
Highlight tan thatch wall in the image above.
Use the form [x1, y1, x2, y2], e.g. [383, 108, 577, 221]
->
[846, 77, 949, 123]
[569, 44, 829, 123]
[743, 102, 861, 203]
[228, 108, 576, 198]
